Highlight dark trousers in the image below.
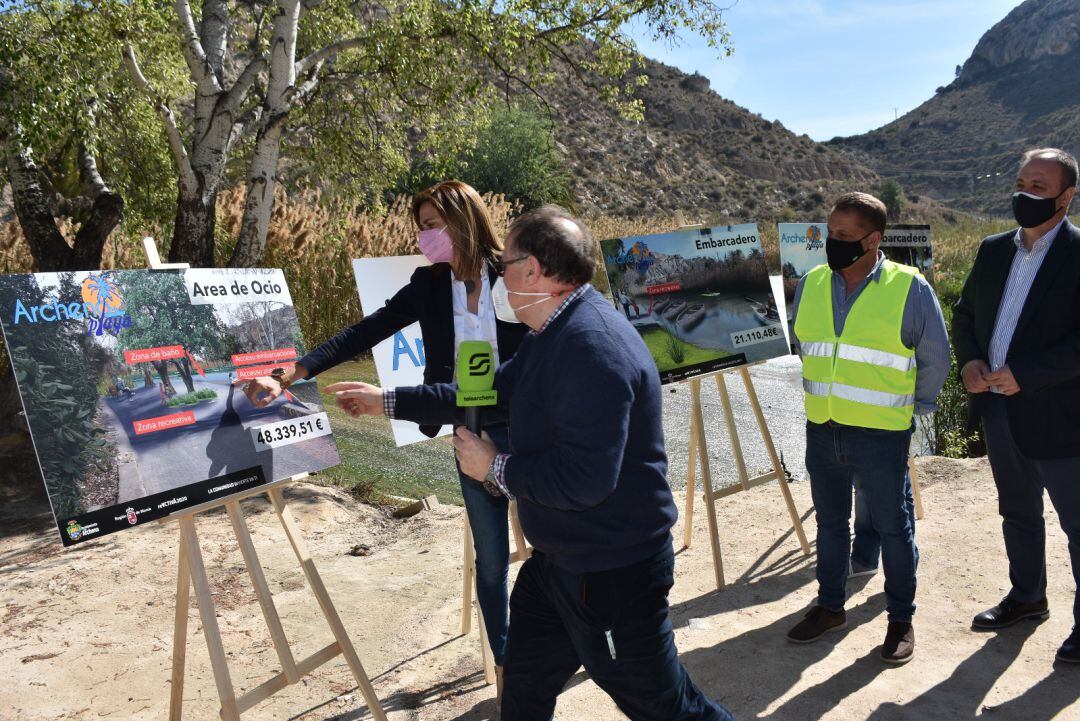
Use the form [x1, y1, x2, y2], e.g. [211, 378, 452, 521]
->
[982, 395, 1080, 626]
[806, 420, 918, 622]
[850, 466, 916, 571]
[502, 545, 736, 721]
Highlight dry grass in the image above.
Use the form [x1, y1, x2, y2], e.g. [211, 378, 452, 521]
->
[0, 186, 1029, 348]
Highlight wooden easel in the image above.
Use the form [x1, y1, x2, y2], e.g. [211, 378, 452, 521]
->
[143, 238, 386, 721]
[665, 218, 810, 589]
[682, 367, 811, 589]
[461, 500, 531, 683]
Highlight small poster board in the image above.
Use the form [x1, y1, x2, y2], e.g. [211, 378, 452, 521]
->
[778, 223, 934, 350]
[599, 224, 789, 384]
[351, 256, 452, 446]
[0, 269, 340, 546]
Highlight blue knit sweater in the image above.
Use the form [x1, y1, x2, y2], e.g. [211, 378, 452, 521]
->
[394, 287, 677, 572]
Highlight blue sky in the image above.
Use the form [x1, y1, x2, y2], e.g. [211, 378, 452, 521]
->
[628, 0, 1023, 140]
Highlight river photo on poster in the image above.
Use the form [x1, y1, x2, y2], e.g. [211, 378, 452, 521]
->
[599, 224, 789, 384]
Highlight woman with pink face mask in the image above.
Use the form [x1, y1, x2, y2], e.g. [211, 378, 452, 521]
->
[238, 180, 526, 699]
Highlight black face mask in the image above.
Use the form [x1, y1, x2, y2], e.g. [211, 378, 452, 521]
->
[826, 231, 872, 271]
[1012, 190, 1067, 228]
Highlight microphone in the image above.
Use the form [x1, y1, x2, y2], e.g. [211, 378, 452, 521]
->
[456, 341, 498, 435]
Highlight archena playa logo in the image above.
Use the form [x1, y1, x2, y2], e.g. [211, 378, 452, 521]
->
[780, 225, 823, 251]
[12, 272, 133, 336]
[606, 240, 656, 273]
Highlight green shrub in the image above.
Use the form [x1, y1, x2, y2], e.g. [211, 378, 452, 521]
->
[165, 388, 218, 407]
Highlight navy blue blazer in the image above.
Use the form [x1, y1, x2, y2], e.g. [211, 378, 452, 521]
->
[298, 263, 528, 437]
[953, 221, 1080, 459]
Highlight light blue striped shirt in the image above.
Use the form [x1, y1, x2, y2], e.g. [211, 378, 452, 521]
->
[987, 219, 1065, 393]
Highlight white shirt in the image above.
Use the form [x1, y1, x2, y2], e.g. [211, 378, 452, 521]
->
[987, 218, 1065, 392]
[451, 268, 500, 373]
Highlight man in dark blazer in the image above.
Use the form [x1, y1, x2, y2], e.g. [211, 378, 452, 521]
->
[953, 147, 1080, 664]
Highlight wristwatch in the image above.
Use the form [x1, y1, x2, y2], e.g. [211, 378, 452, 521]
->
[270, 367, 290, 389]
[481, 463, 502, 497]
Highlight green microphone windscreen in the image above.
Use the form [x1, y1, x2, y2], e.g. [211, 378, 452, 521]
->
[456, 340, 498, 407]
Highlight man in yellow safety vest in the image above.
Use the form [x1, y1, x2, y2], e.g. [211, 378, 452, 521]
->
[787, 192, 950, 664]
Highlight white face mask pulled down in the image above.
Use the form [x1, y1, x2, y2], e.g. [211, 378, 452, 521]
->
[491, 276, 555, 323]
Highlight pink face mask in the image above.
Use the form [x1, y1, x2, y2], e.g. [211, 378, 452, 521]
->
[418, 227, 454, 264]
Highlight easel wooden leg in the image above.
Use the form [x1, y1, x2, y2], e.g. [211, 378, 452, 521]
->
[476, 598, 496, 684]
[509, 500, 530, 562]
[268, 488, 387, 721]
[683, 402, 700, 550]
[462, 516, 475, 636]
[170, 534, 191, 721]
[690, 377, 725, 590]
[908, 445, 925, 520]
[739, 367, 811, 556]
[178, 515, 240, 721]
[715, 373, 750, 491]
[225, 500, 298, 683]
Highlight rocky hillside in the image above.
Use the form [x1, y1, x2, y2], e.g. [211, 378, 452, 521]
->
[830, 0, 1080, 216]
[547, 56, 880, 220]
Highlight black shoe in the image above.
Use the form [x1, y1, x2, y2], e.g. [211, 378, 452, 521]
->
[787, 606, 847, 644]
[972, 597, 1049, 630]
[880, 622, 915, 665]
[1057, 628, 1080, 664]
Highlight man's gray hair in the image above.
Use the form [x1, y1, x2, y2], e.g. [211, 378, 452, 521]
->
[508, 205, 596, 285]
[1021, 147, 1079, 190]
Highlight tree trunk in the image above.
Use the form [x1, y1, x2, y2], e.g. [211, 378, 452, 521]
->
[229, 119, 287, 267]
[4, 140, 73, 271]
[4, 137, 124, 271]
[228, 0, 301, 268]
[152, 360, 176, 395]
[142, 366, 154, 388]
[170, 183, 218, 268]
[171, 357, 195, 394]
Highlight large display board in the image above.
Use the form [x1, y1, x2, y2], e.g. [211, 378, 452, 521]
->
[599, 224, 789, 384]
[352, 256, 451, 446]
[0, 269, 340, 546]
[778, 223, 933, 350]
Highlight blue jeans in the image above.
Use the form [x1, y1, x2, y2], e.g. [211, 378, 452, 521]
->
[458, 424, 511, 666]
[850, 466, 916, 572]
[983, 395, 1080, 626]
[503, 546, 736, 721]
[806, 420, 919, 622]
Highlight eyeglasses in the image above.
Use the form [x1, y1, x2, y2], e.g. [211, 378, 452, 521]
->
[494, 254, 529, 276]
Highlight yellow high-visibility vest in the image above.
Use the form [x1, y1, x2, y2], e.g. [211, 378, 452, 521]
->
[794, 260, 918, 430]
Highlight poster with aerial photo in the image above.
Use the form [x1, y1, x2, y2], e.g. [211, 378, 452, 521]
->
[778, 223, 934, 351]
[0, 268, 340, 547]
[599, 224, 788, 384]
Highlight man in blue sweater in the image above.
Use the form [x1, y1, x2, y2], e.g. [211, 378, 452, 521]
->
[329, 206, 735, 721]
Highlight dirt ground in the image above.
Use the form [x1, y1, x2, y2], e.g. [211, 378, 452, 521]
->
[2, 456, 1078, 721]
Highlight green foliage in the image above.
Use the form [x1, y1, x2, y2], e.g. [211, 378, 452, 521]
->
[394, 104, 573, 209]
[663, 330, 686, 365]
[114, 272, 227, 360]
[165, 388, 218, 407]
[0, 272, 115, 517]
[0, 2, 184, 233]
[878, 179, 905, 222]
[11, 351, 110, 517]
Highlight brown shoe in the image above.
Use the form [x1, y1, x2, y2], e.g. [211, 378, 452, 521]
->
[787, 605, 847, 644]
[881, 622, 915, 665]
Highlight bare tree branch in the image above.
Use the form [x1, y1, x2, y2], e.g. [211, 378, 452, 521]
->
[122, 44, 198, 192]
[295, 37, 366, 77]
[220, 56, 267, 115]
[283, 60, 323, 106]
[78, 143, 110, 198]
[174, 0, 221, 91]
